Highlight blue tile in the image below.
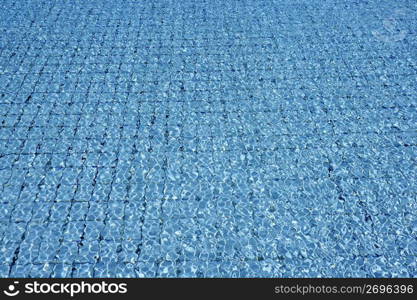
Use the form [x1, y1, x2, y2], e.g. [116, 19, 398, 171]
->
[0, 0, 416, 277]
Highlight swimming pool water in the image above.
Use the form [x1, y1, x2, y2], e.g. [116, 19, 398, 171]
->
[0, 0, 416, 277]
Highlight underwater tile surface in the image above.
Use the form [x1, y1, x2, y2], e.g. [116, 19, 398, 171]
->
[0, 0, 416, 277]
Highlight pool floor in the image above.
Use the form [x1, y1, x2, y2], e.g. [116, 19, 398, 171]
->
[0, 0, 416, 277]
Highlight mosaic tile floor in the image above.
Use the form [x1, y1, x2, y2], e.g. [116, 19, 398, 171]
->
[0, 0, 416, 278]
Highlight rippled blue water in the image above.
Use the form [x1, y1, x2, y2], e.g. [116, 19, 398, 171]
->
[0, 0, 416, 278]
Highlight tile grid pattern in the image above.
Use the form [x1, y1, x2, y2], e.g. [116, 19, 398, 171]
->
[0, 0, 416, 277]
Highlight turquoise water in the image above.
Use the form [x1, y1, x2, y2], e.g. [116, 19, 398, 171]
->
[0, 0, 416, 277]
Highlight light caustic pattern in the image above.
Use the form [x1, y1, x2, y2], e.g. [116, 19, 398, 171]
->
[0, 0, 416, 277]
